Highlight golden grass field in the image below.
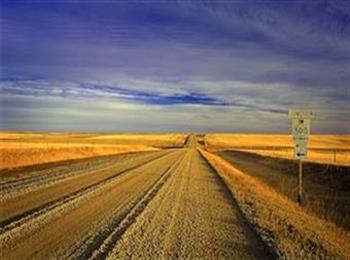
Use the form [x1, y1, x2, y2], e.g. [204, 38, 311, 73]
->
[205, 134, 350, 165]
[204, 134, 350, 237]
[0, 133, 349, 259]
[0, 132, 186, 170]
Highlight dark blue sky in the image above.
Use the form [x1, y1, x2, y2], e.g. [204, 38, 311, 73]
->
[1, 0, 349, 132]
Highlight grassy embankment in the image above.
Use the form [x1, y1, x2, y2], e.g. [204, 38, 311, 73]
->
[200, 149, 350, 259]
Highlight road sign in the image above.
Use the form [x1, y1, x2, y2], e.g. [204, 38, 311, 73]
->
[289, 109, 314, 141]
[289, 109, 314, 159]
[288, 110, 314, 119]
[294, 139, 307, 159]
[291, 118, 311, 140]
[288, 109, 314, 204]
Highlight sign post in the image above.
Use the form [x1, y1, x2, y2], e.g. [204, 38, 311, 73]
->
[288, 109, 314, 204]
[298, 159, 303, 203]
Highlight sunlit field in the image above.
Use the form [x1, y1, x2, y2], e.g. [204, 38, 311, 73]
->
[0, 132, 186, 170]
[205, 134, 350, 166]
[1, 133, 349, 259]
[204, 134, 350, 235]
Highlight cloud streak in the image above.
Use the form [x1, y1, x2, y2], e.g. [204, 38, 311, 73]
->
[1, 1, 349, 132]
[0, 80, 229, 106]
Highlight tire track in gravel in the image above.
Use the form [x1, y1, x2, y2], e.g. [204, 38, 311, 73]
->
[80, 151, 187, 260]
[0, 150, 169, 202]
[0, 150, 171, 227]
[0, 151, 155, 194]
[107, 148, 192, 259]
[108, 147, 273, 259]
[0, 150, 173, 235]
[0, 149, 186, 259]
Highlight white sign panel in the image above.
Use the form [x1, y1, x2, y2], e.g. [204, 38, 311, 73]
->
[288, 110, 314, 119]
[291, 118, 311, 139]
[294, 139, 308, 159]
[289, 109, 314, 159]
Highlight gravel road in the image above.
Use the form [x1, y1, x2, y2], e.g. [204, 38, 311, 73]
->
[0, 137, 272, 259]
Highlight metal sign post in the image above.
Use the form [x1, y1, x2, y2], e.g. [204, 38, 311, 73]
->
[288, 109, 314, 204]
[298, 159, 303, 203]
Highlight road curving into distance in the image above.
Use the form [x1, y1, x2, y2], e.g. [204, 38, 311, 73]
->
[0, 136, 272, 259]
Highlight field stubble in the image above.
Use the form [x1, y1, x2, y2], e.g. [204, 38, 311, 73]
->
[217, 150, 350, 230]
[0, 132, 186, 170]
[205, 134, 350, 166]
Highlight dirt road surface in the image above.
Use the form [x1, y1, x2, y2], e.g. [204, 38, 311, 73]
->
[0, 137, 272, 259]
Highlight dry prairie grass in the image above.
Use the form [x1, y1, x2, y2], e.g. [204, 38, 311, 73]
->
[86, 133, 186, 147]
[200, 149, 350, 258]
[0, 131, 186, 170]
[0, 132, 186, 147]
[218, 150, 350, 230]
[0, 146, 157, 170]
[205, 134, 350, 148]
[205, 134, 350, 165]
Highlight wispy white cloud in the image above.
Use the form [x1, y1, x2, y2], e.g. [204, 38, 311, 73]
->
[1, 1, 349, 132]
[1, 78, 348, 133]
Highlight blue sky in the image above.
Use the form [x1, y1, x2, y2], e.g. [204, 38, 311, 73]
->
[1, 0, 349, 133]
